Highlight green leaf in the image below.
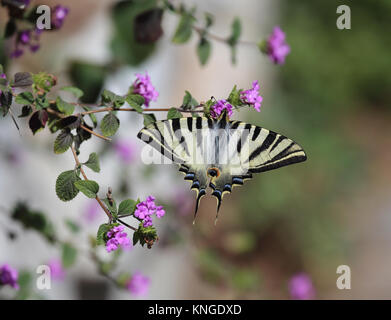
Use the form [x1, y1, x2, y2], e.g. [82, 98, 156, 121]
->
[125, 94, 145, 112]
[182, 90, 199, 109]
[74, 180, 99, 199]
[227, 85, 244, 107]
[197, 38, 211, 66]
[54, 129, 73, 154]
[101, 89, 125, 107]
[15, 92, 34, 105]
[118, 199, 137, 216]
[34, 96, 50, 110]
[69, 61, 107, 103]
[55, 170, 81, 202]
[83, 152, 100, 173]
[143, 113, 156, 126]
[65, 219, 80, 234]
[111, 0, 158, 66]
[62, 243, 77, 268]
[56, 97, 75, 116]
[227, 17, 242, 64]
[172, 12, 195, 44]
[100, 112, 120, 137]
[97, 223, 112, 245]
[61, 86, 84, 99]
[167, 107, 183, 119]
[228, 17, 242, 46]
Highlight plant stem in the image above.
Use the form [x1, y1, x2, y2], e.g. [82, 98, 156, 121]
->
[80, 124, 111, 142]
[70, 145, 113, 221]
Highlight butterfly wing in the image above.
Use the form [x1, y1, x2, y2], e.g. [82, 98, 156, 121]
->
[137, 117, 307, 221]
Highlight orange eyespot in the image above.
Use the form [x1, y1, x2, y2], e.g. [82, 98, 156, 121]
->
[207, 167, 220, 178]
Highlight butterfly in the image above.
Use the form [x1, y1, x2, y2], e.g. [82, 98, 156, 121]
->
[137, 112, 307, 223]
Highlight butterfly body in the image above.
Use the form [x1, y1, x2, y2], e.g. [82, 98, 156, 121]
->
[137, 115, 306, 221]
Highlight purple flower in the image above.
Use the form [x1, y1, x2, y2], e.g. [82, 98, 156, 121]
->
[48, 259, 65, 281]
[132, 73, 158, 107]
[19, 30, 31, 44]
[105, 225, 131, 252]
[0, 264, 19, 289]
[126, 272, 150, 296]
[114, 140, 137, 164]
[52, 6, 69, 29]
[240, 80, 263, 112]
[289, 273, 315, 300]
[11, 29, 42, 59]
[210, 100, 234, 119]
[266, 26, 290, 65]
[134, 196, 165, 227]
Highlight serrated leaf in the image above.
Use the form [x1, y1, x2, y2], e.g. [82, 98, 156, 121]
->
[55, 170, 81, 202]
[13, 72, 33, 87]
[34, 96, 50, 110]
[15, 92, 34, 105]
[197, 38, 211, 66]
[167, 107, 183, 119]
[182, 90, 199, 109]
[125, 94, 145, 112]
[54, 129, 73, 154]
[101, 112, 120, 137]
[227, 85, 243, 107]
[172, 12, 195, 44]
[56, 96, 75, 116]
[101, 89, 125, 107]
[118, 199, 137, 216]
[62, 243, 77, 268]
[143, 113, 156, 126]
[97, 223, 111, 245]
[61, 86, 84, 99]
[83, 152, 100, 173]
[74, 180, 99, 199]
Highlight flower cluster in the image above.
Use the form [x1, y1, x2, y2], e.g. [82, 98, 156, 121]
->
[266, 26, 290, 65]
[105, 225, 131, 252]
[134, 196, 165, 227]
[0, 264, 19, 289]
[210, 100, 234, 119]
[289, 273, 315, 300]
[9, 4, 69, 58]
[11, 29, 42, 58]
[132, 73, 159, 107]
[52, 5, 70, 29]
[240, 80, 263, 112]
[126, 272, 150, 296]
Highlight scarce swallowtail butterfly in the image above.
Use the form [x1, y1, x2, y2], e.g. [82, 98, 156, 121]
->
[137, 112, 307, 223]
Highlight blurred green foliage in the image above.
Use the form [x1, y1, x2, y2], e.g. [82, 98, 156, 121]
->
[234, 0, 391, 285]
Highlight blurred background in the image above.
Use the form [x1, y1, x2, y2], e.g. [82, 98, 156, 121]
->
[1, 0, 391, 299]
